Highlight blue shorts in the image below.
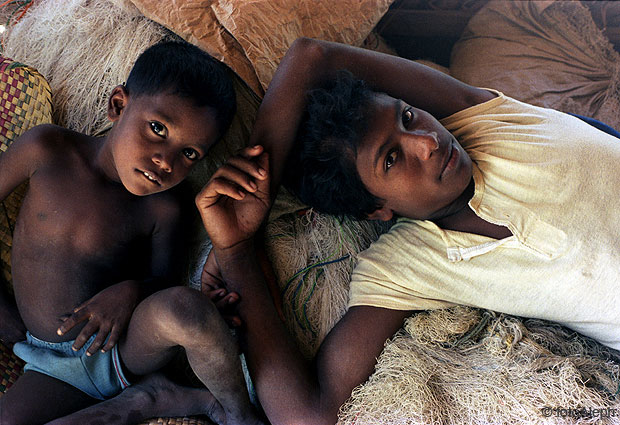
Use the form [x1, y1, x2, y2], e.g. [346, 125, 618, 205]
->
[13, 332, 130, 400]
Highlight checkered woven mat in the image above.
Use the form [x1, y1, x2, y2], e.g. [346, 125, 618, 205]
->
[0, 56, 52, 289]
[0, 56, 50, 398]
[0, 341, 23, 394]
[0, 57, 52, 153]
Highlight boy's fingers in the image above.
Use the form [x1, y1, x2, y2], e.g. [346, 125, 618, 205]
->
[204, 288, 227, 301]
[202, 262, 223, 286]
[201, 273, 224, 292]
[201, 270, 222, 284]
[254, 153, 270, 192]
[213, 164, 259, 193]
[223, 315, 242, 328]
[214, 292, 239, 310]
[57, 310, 89, 336]
[72, 321, 98, 351]
[202, 177, 246, 201]
[257, 151, 269, 172]
[237, 144, 264, 159]
[252, 153, 270, 200]
[224, 292, 239, 304]
[201, 277, 223, 291]
[73, 302, 86, 313]
[86, 328, 109, 356]
[101, 327, 122, 353]
[226, 156, 267, 181]
[201, 283, 223, 297]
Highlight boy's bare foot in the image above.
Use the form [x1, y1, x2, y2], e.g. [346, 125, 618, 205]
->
[125, 373, 266, 425]
[48, 373, 227, 425]
[131, 373, 227, 421]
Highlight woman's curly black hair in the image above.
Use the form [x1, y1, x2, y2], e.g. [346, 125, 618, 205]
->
[285, 70, 384, 219]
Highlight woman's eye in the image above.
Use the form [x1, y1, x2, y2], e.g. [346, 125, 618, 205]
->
[402, 108, 414, 127]
[149, 121, 167, 137]
[182, 148, 199, 161]
[385, 150, 398, 170]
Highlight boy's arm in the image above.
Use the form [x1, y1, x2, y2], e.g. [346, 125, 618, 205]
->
[197, 148, 413, 424]
[250, 37, 495, 193]
[216, 245, 411, 425]
[0, 124, 53, 202]
[0, 125, 55, 345]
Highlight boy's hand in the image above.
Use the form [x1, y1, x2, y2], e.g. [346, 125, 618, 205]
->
[201, 252, 242, 327]
[196, 145, 270, 250]
[57, 280, 140, 355]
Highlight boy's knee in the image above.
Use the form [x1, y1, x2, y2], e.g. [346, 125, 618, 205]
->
[146, 286, 219, 343]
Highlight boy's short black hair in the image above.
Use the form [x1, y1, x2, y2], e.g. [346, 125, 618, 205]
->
[287, 70, 384, 219]
[126, 41, 236, 136]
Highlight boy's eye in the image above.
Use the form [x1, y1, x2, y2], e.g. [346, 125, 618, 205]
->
[149, 121, 167, 137]
[402, 107, 414, 127]
[385, 149, 398, 171]
[182, 148, 199, 161]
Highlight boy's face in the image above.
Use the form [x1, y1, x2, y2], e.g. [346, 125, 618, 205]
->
[107, 88, 219, 196]
[356, 93, 473, 221]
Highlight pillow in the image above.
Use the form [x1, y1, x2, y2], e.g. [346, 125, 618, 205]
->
[0, 57, 53, 292]
[450, 1, 620, 129]
[127, 0, 393, 94]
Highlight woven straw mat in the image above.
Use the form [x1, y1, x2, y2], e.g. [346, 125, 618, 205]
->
[0, 340, 23, 394]
[0, 56, 53, 292]
[0, 56, 51, 395]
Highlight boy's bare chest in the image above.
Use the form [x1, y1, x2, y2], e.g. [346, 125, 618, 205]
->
[9, 155, 172, 341]
[15, 165, 153, 266]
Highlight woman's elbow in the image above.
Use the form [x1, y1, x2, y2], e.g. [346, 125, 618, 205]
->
[288, 37, 328, 66]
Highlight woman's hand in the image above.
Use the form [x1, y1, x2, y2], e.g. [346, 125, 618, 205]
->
[195, 145, 270, 251]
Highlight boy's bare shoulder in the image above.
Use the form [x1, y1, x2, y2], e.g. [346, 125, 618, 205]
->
[14, 124, 92, 160]
[29, 123, 90, 144]
[18, 123, 77, 143]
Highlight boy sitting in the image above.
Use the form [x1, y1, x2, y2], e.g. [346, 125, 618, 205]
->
[194, 37, 620, 425]
[0, 41, 264, 425]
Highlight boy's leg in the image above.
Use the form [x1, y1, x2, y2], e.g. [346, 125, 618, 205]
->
[0, 370, 96, 424]
[47, 373, 225, 425]
[118, 286, 262, 425]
